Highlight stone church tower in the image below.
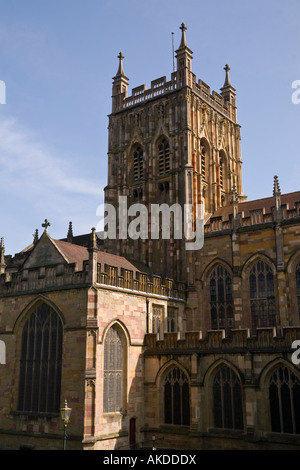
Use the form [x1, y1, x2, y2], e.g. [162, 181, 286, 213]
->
[104, 23, 246, 281]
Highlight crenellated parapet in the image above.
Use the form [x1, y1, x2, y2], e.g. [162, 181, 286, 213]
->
[117, 73, 234, 121]
[205, 177, 300, 234]
[144, 326, 300, 354]
[96, 265, 186, 300]
[0, 261, 90, 296]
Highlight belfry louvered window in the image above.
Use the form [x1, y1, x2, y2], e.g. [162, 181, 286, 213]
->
[103, 325, 123, 413]
[219, 158, 223, 189]
[210, 266, 234, 333]
[296, 262, 300, 319]
[249, 260, 276, 332]
[158, 139, 170, 175]
[269, 366, 300, 434]
[201, 146, 206, 179]
[133, 147, 143, 181]
[164, 366, 190, 426]
[17, 303, 63, 414]
[213, 366, 244, 430]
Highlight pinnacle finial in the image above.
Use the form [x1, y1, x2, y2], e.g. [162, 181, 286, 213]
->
[223, 64, 232, 87]
[67, 221, 73, 243]
[273, 175, 281, 196]
[0, 237, 6, 273]
[89, 227, 98, 252]
[33, 229, 39, 245]
[116, 51, 125, 77]
[179, 22, 188, 48]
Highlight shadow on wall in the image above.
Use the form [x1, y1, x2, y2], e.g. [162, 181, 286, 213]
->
[112, 353, 155, 450]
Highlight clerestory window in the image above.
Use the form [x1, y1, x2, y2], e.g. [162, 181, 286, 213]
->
[210, 265, 234, 334]
[249, 260, 276, 332]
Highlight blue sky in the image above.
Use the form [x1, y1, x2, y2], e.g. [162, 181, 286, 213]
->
[0, 0, 299, 255]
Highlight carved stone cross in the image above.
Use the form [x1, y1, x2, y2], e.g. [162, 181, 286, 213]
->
[180, 22, 187, 33]
[42, 219, 51, 232]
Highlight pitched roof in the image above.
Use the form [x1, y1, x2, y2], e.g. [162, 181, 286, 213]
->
[209, 191, 300, 223]
[52, 239, 89, 271]
[97, 251, 153, 275]
[54, 240, 152, 275]
[60, 232, 104, 249]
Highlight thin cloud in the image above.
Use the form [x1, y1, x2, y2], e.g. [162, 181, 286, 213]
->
[0, 116, 100, 197]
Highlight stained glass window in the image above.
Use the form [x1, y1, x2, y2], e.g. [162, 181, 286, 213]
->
[269, 366, 300, 434]
[210, 266, 234, 333]
[18, 303, 63, 414]
[164, 366, 190, 426]
[213, 366, 243, 430]
[103, 325, 123, 413]
[249, 260, 276, 331]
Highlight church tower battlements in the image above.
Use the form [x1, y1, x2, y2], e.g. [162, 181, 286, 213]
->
[104, 23, 247, 280]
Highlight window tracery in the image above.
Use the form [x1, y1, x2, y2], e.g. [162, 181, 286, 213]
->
[18, 303, 63, 414]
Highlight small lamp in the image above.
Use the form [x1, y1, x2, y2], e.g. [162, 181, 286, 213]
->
[60, 399, 72, 450]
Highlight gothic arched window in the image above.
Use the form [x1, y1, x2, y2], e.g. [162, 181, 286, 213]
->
[17, 303, 63, 414]
[158, 139, 170, 175]
[213, 366, 244, 430]
[296, 262, 300, 319]
[249, 260, 276, 332]
[164, 366, 190, 426]
[269, 365, 300, 434]
[133, 147, 143, 181]
[210, 265, 234, 333]
[103, 325, 125, 413]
